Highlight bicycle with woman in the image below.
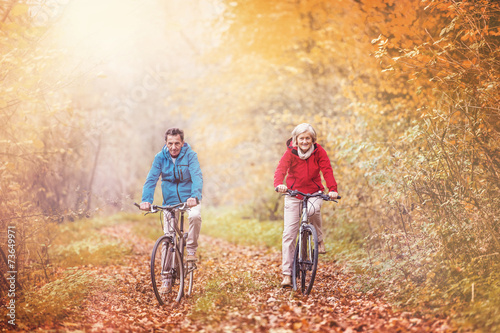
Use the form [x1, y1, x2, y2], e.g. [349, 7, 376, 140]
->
[276, 188, 340, 295]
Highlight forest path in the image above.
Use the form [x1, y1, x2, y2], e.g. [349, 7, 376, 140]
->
[60, 223, 450, 332]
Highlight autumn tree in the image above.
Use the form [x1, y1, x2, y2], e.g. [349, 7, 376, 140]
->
[208, 0, 499, 328]
[374, 0, 500, 320]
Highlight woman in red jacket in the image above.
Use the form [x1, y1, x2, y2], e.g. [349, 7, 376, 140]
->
[274, 123, 338, 287]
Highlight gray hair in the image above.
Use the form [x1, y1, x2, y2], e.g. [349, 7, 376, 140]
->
[291, 123, 317, 146]
[165, 128, 184, 141]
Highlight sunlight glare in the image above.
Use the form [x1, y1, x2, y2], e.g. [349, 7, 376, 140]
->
[54, 0, 166, 63]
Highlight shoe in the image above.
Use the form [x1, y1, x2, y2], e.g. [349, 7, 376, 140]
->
[186, 254, 198, 262]
[318, 241, 326, 254]
[281, 275, 292, 288]
[160, 275, 172, 293]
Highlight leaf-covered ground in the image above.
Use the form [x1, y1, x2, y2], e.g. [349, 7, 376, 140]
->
[30, 223, 453, 332]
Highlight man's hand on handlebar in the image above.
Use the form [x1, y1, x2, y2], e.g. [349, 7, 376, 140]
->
[186, 198, 198, 208]
[139, 202, 152, 211]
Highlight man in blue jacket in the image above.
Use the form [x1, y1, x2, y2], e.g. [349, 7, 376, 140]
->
[140, 128, 203, 262]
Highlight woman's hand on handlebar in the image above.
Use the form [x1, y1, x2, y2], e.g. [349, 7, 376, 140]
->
[276, 185, 288, 193]
[328, 191, 339, 200]
[139, 202, 151, 211]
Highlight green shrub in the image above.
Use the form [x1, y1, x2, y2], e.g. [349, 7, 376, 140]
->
[51, 215, 133, 266]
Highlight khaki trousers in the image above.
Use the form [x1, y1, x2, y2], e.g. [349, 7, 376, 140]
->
[163, 204, 202, 254]
[282, 195, 323, 275]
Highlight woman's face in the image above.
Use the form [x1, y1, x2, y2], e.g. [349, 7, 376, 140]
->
[297, 132, 313, 152]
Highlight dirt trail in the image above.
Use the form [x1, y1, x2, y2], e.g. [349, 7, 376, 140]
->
[59, 223, 451, 332]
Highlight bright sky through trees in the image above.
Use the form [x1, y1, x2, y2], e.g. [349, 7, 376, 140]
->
[49, 0, 215, 82]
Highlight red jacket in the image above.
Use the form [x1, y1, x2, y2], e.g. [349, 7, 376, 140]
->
[274, 139, 337, 194]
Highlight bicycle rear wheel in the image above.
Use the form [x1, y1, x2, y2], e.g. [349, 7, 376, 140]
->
[151, 235, 184, 305]
[185, 261, 196, 296]
[292, 225, 318, 295]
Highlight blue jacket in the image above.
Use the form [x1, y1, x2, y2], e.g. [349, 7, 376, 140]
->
[142, 143, 203, 205]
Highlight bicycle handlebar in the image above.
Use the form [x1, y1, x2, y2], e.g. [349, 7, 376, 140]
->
[275, 187, 341, 201]
[134, 202, 191, 214]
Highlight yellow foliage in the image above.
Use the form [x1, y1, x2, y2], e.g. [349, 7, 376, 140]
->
[32, 139, 45, 149]
[11, 3, 30, 17]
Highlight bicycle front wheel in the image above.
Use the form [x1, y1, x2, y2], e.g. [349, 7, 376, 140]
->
[292, 224, 318, 295]
[151, 235, 184, 305]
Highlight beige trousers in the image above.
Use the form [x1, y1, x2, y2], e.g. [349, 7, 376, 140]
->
[163, 204, 202, 254]
[282, 195, 323, 275]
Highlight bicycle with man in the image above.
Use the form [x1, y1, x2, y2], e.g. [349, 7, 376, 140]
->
[135, 201, 196, 305]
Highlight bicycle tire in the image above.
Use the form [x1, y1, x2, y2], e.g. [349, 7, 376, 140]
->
[292, 225, 318, 295]
[151, 235, 184, 305]
[185, 262, 195, 296]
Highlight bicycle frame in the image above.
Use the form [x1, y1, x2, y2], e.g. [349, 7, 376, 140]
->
[160, 208, 186, 285]
[164, 208, 188, 261]
[163, 208, 197, 280]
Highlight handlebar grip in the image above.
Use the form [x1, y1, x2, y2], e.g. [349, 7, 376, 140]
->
[134, 202, 140, 208]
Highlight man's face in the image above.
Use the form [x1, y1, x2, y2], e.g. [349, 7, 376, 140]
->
[166, 134, 184, 157]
